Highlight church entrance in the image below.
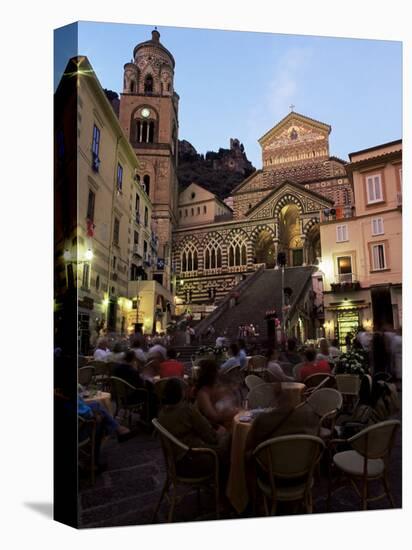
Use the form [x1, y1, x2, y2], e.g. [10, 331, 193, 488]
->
[279, 204, 303, 267]
[254, 229, 276, 268]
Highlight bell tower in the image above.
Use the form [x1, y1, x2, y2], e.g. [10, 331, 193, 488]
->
[119, 29, 179, 290]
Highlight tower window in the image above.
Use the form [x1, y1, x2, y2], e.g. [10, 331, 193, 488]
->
[144, 206, 148, 227]
[143, 175, 150, 195]
[130, 80, 135, 93]
[144, 75, 154, 94]
[136, 120, 155, 143]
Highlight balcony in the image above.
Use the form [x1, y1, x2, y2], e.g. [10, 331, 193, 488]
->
[321, 205, 355, 223]
[330, 273, 361, 292]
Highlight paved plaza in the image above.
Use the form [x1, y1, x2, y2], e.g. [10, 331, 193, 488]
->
[79, 396, 402, 529]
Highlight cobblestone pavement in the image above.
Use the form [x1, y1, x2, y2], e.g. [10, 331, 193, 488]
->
[79, 401, 402, 528]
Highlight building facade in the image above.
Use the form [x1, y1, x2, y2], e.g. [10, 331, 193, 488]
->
[320, 140, 402, 348]
[55, 56, 173, 353]
[172, 111, 353, 322]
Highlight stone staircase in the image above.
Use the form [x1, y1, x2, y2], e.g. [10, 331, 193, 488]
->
[201, 266, 315, 342]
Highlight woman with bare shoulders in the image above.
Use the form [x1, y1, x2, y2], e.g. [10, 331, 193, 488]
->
[195, 359, 239, 430]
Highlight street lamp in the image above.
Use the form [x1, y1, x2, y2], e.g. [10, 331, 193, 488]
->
[277, 251, 287, 338]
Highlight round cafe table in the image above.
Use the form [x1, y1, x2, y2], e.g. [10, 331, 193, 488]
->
[226, 411, 253, 514]
[83, 391, 113, 416]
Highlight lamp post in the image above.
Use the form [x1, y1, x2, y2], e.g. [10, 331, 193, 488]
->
[277, 251, 287, 343]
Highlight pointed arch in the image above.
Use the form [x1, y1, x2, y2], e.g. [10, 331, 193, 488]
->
[227, 231, 248, 267]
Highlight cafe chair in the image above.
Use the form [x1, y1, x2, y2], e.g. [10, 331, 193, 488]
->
[306, 388, 343, 440]
[151, 419, 220, 523]
[154, 377, 188, 404]
[245, 374, 265, 391]
[252, 434, 325, 515]
[247, 383, 278, 409]
[78, 416, 96, 486]
[110, 376, 149, 427]
[78, 366, 95, 387]
[327, 419, 400, 510]
[248, 355, 267, 373]
[304, 373, 336, 389]
[91, 360, 111, 390]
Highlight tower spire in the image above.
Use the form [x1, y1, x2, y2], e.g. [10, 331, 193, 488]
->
[152, 27, 160, 43]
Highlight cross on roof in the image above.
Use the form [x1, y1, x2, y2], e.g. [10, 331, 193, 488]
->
[289, 104, 295, 112]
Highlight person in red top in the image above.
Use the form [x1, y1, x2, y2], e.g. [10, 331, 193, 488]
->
[159, 348, 185, 379]
[299, 348, 331, 382]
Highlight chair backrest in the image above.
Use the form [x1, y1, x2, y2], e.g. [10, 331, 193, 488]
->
[247, 383, 279, 409]
[349, 419, 400, 459]
[110, 376, 136, 404]
[78, 366, 95, 386]
[335, 374, 361, 395]
[245, 374, 265, 391]
[78, 356, 89, 368]
[152, 418, 189, 479]
[253, 434, 325, 480]
[90, 361, 109, 376]
[154, 377, 188, 402]
[249, 355, 267, 371]
[293, 362, 305, 380]
[304, 373, 336, 389]
[306, 388, 343, 417]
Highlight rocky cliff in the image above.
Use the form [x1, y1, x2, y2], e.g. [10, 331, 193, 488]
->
[177, 138, 255, 200]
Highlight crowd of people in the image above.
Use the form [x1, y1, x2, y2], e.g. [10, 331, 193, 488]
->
[72, 324, 401, 509]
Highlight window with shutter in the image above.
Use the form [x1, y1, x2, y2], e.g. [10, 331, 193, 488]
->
[371, 217, 384, 236]
[336, 224, 348, 242]
[371, 243, 386, 270]
[366, 174, 383, 203]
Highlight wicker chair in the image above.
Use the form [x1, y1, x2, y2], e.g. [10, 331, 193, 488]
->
[110, 376, 149, 427]
[78, 416, 96, 485]
[328, 419, 400, 510]
[306, 388, 343, 439]
[248, 355, 267, 373]
[78, 366, 95, 387]
[304, 373, 336, 389]
[247, 383, 279, 409]
[253, 434, 325, 515]
[91, 361, 111, 390]
[154, 377, 188, 404]
[152, 419, 220, 522]
[245, 374, 266, 391]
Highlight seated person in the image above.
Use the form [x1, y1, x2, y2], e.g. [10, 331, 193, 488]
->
[93, 338, 111, 361]
[279, 338, 302, 365]
[107, 341, 126, 363]
[130, 336, 147, 365]
[195, 359, 239, 429]
[237, 339, 248, 370]
[245, 384, 320, 455]
[220, 343, 241, 373]
[148, 341, 167, 361]
[159, 348, 185, 379]
[112, 350, 158, 419]
[316, 338, 331, 362]
[158, 378, 230, 477]
[329, 339, 342, 360]
[266, 348, 294, 382]
[299, 348, 331, 382]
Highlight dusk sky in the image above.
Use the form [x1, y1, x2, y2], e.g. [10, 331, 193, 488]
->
[56, 21, 402, 168]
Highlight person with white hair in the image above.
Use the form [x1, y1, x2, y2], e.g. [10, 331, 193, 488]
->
[93, 338, 111, 361]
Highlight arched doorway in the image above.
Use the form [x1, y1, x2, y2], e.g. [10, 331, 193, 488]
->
[278, 204, 303, 266]
[254, 229, 276, 268]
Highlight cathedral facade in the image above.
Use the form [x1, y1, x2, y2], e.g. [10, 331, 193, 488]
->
[172, 111, 354, 314]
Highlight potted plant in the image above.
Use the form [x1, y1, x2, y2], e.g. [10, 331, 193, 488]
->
[334, 348, 369, 394]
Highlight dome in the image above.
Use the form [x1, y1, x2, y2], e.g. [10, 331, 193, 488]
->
[133, 29, 175, 68]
